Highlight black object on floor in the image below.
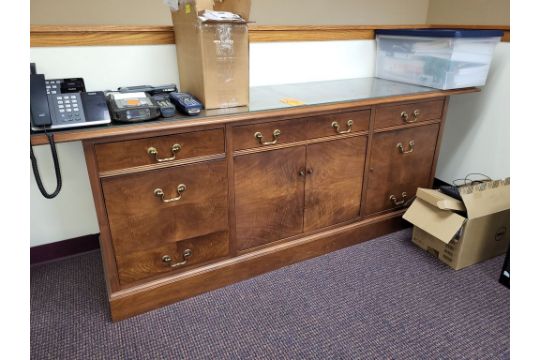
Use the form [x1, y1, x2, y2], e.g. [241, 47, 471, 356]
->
[499, 249, 510, 288]
[31, 228, 509, 359]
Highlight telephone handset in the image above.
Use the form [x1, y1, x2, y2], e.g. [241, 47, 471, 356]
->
[30, 64, 111, 198]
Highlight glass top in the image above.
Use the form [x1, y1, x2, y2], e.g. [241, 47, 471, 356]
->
[248, 77, 435, 112]
[33, 77, 440, 136]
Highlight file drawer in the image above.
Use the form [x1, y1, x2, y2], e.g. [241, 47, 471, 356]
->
[101, 159, 228, 255]
[95, 128, 225, 173]
[115, 231, 229, 284]
[374, 99, 444, 129]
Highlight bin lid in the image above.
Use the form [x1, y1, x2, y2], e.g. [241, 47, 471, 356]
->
[375, 29, 504, 38]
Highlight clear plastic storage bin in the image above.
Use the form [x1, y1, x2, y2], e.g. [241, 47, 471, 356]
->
[375, 29, 503, 89]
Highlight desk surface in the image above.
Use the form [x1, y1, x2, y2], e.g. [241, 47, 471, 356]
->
[30, 77, 479, 145]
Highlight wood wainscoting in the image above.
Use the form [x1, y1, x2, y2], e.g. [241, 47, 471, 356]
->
[30, 24, 510, 47]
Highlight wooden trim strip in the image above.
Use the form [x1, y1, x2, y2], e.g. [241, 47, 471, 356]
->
[30, 24, 510, 47]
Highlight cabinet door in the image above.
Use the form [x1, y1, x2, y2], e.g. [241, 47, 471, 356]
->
[362, 123, 440, 216]
[304, 136, 367, 232]
[234, 147, 306, 251]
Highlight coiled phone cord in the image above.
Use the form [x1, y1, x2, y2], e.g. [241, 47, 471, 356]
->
[30, 131, 62, 199]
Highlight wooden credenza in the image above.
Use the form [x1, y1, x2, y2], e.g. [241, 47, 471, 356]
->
[31, 78, 478, 320]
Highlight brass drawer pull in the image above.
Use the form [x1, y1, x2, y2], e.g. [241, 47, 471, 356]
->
[397, 140, 415, 154]
[332, 119, 353, 134]
[162, 249, 192, 268]
[401, 109, 421, 123]
[147, 143, 182, 162]
[389, 192, 407, 206]
[154, 184, 187, 203]
[254, 129, 281, 145]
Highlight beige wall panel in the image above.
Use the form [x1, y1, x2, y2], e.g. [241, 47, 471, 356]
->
[250, 0, 430, 25]
[427, 0, 509, 25]
[31, 0, 172, 25]
[31, 0, 431, 25]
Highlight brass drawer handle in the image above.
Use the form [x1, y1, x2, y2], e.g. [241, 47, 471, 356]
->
[154, 184, 186, 203]
[147, 143, 182, 162]
[401, 109, 420, 123]
[389, 192, 407, 206]
[162, 249, 192, 268]
[397, 140, 415, 154]
[254, 129, 281, 145]
[332, 119, 353, 134]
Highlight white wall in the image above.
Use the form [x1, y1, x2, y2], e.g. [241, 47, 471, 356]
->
[435, 43, 510, 183]
[30, 40, 509, 246]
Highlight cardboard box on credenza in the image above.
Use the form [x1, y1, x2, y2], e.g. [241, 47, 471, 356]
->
[170, 0, 251, 110]
[403, 179, 510, 270]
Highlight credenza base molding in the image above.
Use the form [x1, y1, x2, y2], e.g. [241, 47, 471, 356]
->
[108, 211, 409, 321]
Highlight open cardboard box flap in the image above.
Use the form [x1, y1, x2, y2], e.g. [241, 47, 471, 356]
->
[403, 198, 466, 244]
[415, 188, 466, 211]
[460, 180, 510, 219]
[403, 187, 466, 244]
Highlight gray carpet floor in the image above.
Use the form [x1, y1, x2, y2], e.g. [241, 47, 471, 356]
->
[31, 228, 510, 359]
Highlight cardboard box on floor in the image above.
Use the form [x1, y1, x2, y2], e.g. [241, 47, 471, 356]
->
[403, 178, 510, 270]
[170, 0, 251, 110]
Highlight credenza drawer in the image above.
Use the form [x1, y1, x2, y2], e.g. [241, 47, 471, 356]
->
[116, 231, 229, 284]
[362, 123, 440, 216]
[102, 159, 228, 255]
[374, 100, 444, 129]
[304, 110, 370, 139]
[232, 118, 306, 151]
[232, 110, 370, 151]
[95, 128, 225, 173]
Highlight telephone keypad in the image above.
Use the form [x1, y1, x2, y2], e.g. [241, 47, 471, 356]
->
[49, 93, 86, 124]
[45, 80, 59, 95]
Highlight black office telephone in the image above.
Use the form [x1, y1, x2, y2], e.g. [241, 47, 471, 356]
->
[30, 64, 111, 198]
[30, 74, 111, 131]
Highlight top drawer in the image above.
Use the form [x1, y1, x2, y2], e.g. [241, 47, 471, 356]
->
[304, 110, 370, 139]
[374, 99, 444, 129]
[232, 109, 370, 151]
[232, 118, 306, 151]
[94, 128, 225, 173]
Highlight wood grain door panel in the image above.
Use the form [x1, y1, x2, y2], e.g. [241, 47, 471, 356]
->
[304, 136, 367, 231]
[102, 159, 228, 255]
[362, 123, 440, 216]
[234, 147, 306, 251]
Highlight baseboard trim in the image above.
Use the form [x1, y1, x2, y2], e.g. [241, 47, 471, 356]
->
[30, 234, 100, 265]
